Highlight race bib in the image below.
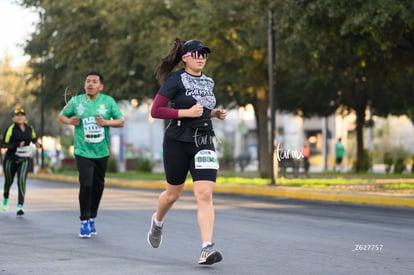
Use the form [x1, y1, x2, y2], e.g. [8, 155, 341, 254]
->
[84, 124, 104, 143]
[194, 150, 219, 170]
[16, 145, 32, 158]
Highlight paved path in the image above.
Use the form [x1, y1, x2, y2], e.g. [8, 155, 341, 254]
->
[1, 178, 414, 275]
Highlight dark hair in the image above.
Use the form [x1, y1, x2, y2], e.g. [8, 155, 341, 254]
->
[155, 38, 185, 85]
[86, 70, 104, 84]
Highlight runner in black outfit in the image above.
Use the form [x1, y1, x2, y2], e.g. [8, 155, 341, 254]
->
[147, 38, 227, 265]
[1, 107, 41, 216]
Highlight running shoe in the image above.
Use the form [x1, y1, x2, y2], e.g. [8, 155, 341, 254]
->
[79, 220, 91, 238]
[198, 243, 223, 265]
[89, 219, 97, 236]
[2, 198, 8, 211]
[16, 204, 24, 216]
[147, 213, 163, 248]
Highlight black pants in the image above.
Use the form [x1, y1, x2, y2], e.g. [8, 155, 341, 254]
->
[75, 155, 108, 221]
[3, 158, 30, 206]
[303, 157, 310, 172]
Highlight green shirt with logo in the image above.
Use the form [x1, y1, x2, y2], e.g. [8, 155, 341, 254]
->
[60, 93, 123, 159]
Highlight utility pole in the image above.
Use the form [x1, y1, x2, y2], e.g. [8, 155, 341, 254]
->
[268, 7, 276, 185]
[39, 72, 47, 173]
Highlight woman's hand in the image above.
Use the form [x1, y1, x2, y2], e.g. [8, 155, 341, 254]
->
[212, 109, 227, 120]
[180, 103, 204, 118]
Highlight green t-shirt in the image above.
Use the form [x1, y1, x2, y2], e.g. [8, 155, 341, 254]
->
[335, 142, 345, 158]
[60, 93, 124, 159]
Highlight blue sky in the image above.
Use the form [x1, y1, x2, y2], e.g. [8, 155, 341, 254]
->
[0, 0, 38, 66]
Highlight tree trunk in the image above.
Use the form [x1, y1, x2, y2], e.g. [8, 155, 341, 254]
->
[256, 87, 270, 178]
[355, 94, 367, 172]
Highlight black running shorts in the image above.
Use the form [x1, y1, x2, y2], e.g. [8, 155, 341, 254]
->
[163, 135, 218, 185]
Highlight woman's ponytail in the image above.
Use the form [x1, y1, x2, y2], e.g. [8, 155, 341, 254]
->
[155, 38, 185, 85]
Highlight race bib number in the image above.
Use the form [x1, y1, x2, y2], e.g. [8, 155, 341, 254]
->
[194, 150, 219, 170]
[84, 124, 104, 143]
[16, 145, 32, 157]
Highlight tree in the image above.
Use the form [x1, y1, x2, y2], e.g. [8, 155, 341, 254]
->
[20, 0, 414, 176]
[0, 55, 61, 137]
[21, 0, 275, 178]
[167, 0, 273, 177]
[22, 0, 172, 105]
[274, 0, 414, 171]
[0, 56, 37, 131]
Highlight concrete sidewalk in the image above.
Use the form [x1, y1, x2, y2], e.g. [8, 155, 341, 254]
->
[29, 173, 414, 209]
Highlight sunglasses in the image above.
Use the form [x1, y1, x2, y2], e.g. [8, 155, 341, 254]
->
[14, 108, 26, 115]
[182, 50, 208, 60]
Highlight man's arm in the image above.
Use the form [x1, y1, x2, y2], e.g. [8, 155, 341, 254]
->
[96, 116, 124, 128]
[59, 114, 80, 126]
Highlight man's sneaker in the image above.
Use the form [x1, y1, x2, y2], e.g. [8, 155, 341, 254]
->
[2, 198, 8, 211]
[79, 220, 91, 238]
[16, 204, 24, 216]
[198, 243, 223, 265]
[88, 219, 97, 236]
[147, 213, 163, 248]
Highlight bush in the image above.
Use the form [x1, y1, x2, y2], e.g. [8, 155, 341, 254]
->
[107, 155, 118, 172]
[136, 158, 152, 172]
[216, 140, 234, 170]
[394, 157, 406, 174]
[383, 148, 410, 174]
[352, 149, 372, 172]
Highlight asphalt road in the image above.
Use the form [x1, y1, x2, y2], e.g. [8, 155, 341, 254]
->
[1, 178, 413, 275]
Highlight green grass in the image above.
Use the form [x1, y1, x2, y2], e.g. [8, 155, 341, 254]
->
[381, 182, 414, 190]
[56, 170, 414, 192]
[218, 176, 374, 189]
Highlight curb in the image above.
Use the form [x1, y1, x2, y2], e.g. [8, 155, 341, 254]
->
[29, 173, 414, 209]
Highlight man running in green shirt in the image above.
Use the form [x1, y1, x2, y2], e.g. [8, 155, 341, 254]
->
[59, 70, 124, 238]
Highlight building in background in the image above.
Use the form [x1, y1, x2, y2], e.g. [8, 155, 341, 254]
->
[72, 100, 414, 174]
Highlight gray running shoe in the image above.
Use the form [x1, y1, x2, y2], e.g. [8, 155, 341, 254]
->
[198, 243, 223, 265]
[147, 213, 163, 248]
